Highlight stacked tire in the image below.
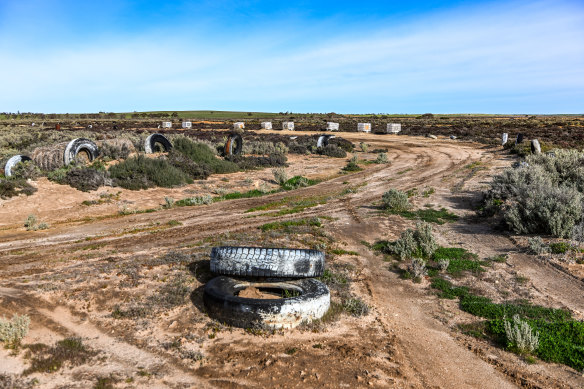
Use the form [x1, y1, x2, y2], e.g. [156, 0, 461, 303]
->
[204, 247, 330, 329]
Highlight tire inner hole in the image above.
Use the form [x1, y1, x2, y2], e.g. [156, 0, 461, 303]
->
[237, 285, 302, 300]
[75, 149, 91, 165]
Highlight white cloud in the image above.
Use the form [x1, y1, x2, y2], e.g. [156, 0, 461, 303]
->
[1, 0, 583, 113]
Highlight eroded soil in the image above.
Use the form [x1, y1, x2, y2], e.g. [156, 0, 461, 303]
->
[1, 131, 583, 388]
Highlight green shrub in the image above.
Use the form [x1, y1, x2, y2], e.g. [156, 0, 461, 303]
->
[0, 179, 37, 199]
[342, 298, 369, 317]
[280, 175, 317, 190]
[527, 236, 550, 255]
[227, 153, 287, 170]
[381, 189, 410, 212]
[408, 257, 427, 279]
[430, 278, 469, 299]
[108, 155, 192, 190]
[483, 150, 584, 238]
[375, 152, 389, 164]
[175, 195, 213, 206]
[330, 138, 354, 152]
[549, 241, 571, 254]
[272, 167, 288, 185]
[486, 316, 584, 370]
[504, 314, 540, 354]
[460, 295, 571, 321]
[392, 229, 418, 260]
[504, 184, 582, 238]
[0, 314, 30, 348]
[173, 137, 238, 174]
[167, 150, 211, 180]
[63, 167, 108, 192]
[433, 247, 482, 276]
[342, 156, 362, 172]
[413, 222, 437, 258]
[318, 144, 347, 158]
[10, 161, 40, 180]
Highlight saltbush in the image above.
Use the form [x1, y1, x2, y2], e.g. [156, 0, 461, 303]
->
[527, 236, 550, 255]
[0, 314, 30, 348]
[167, 150, 211, 180]
[381, 189, 410, 212]
[109, 155, 192, 190]
[484, 150, 584, 238]
[318, 144, 347, 158]
[0, 179, 37, 199]
[10, 161, 41, 180]
[172, 137, 239, 174]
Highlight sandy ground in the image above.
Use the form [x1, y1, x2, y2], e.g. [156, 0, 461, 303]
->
[1, 131, 583, 388]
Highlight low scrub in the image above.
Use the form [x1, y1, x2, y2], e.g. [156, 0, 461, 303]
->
[109, 155, 192, 190]
[482, 150, 584, 237]
[318, 144, 346, 158]
[280, 175, 317, 190]
[173, 137, 239, 174]
[0, 179, 37, 199]
[10, 161, 41, 180]
[381, 222, 438, 260]
[382, 189, 410, 212]
[0, 314, 30, 349]
[342, 156, 362, 172]
[167, 150, 211, 180]
[260, 217, 322, 232]
[227, 153, 287, 170]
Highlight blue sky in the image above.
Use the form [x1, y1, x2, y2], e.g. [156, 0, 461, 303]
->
[0, 0, 583, 114]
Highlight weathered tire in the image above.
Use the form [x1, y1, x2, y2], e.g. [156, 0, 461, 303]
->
[203, 276, 330, 329]
[224, 134, 243, 156]
[144, 133, 172, 153]
[531, 139, 541, 154]
[64, 138, 98, 166]
[211, 246, 325, 278]
[4, 155, 32, 177]
[316, 135, 335, 148]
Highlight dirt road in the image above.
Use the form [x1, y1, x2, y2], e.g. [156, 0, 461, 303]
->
[1, 132, 582, 388]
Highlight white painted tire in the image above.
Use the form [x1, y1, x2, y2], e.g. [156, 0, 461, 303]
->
[4, 155, 32, 177]
[204, 276, 330, 329]
[64, 138, 99, 166]
[144, 133, 172, 153]
[210, 246, 325, 278]
[317, 135, 335, 148]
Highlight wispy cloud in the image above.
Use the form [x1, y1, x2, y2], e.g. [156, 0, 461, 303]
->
[1, 0, 582, 113]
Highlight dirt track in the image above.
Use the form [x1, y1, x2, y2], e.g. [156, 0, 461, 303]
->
[1, 131, 583, 388]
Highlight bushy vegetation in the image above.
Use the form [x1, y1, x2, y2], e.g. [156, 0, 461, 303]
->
[318, 144, 346, 158]
[10, 160, 41, 180]
[430, 272, 583, 370]
[109, 155, 193, 190]
[0, 314, 30, 349]
[382, 189, 411, 212]
[172, 137, 239, 174]
[167, 150, 211, 180]
[342, 156, 362, 172]
[0, 178, 37, 199]
[527, 236, 550, 255]
[226, 153, 287, 170]
[280, 175, 317, 190]
[483, 150, 584, 237]
[381, 222, 437, 260]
